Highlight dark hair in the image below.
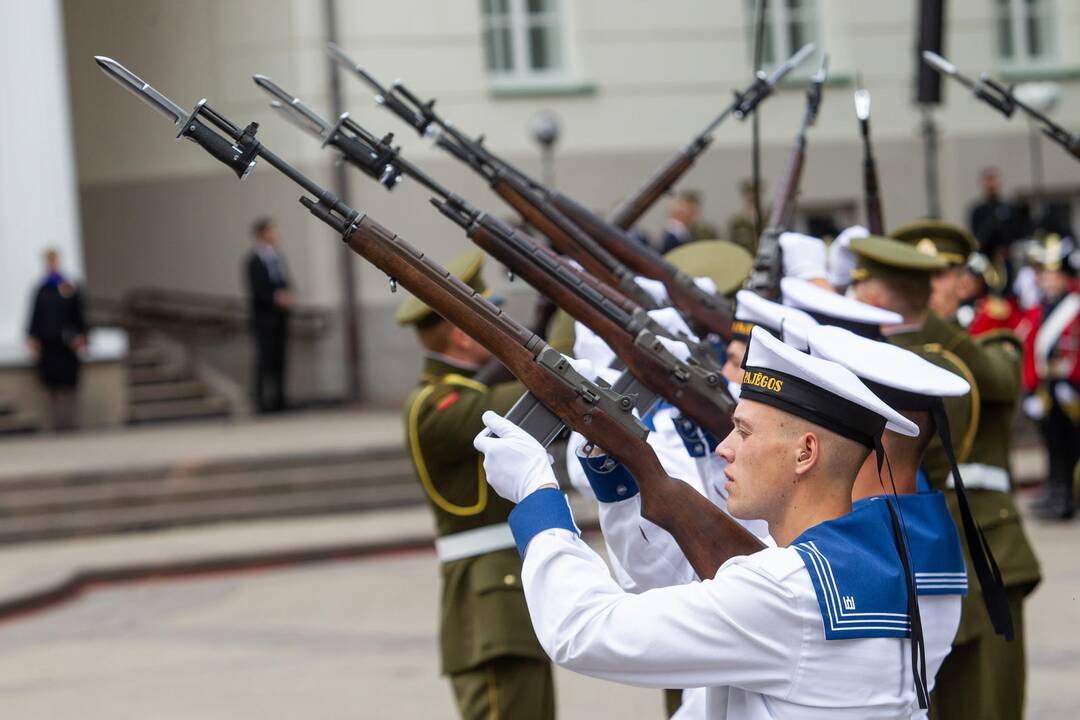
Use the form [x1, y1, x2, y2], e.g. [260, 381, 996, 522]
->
[252, 217, 275, 238]
[677, 189, 702, 205]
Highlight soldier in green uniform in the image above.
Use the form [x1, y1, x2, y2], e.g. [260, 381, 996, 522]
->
[397, 251, 555, 720]
[849, 235, 1042, 720]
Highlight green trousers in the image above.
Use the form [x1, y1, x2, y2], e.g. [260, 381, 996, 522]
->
[450, 656, 555, 720]
[930, 586, 1027, 720]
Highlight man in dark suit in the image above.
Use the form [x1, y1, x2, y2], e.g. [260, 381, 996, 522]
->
[27, 248, 87, 431]
[245, 218, 291, 413]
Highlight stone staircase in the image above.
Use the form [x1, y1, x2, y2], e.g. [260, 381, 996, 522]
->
[0, 396, 38, 435]
[0, 447, 420, 545]
[126, 342, 232, 424]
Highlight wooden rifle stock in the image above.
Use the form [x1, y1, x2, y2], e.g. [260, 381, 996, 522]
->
[344, 214, 759, 578]
[607, 148, 697, 230]
[489, 173, 659, 309]
[460, 216, 735, 440]
[551, 191, 734, 339]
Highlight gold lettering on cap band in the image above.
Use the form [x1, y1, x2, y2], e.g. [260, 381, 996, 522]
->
[732, 320, 755, 337]
[740, 369, 784, 393]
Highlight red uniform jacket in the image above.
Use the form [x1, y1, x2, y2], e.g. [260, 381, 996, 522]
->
[1019, 285, 1080, 393]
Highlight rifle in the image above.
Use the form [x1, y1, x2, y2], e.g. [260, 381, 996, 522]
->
[854, 77, 885, 235]
[326, 45, 660, 313]
[746, 54, 829, 299]
[253, 74, 736, 440]
[326, 47, 741, 339]
[923, 51, 1080, 162]
[97, 57, 761, 578]
[608, 43, 815, 230]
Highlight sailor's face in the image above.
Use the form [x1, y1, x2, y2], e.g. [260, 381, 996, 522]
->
[722, 339, 746, 384]
[717, 400, 795, 522]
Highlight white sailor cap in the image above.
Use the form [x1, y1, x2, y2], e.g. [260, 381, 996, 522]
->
[807, 325, 970, 411]
[741, 327, 919, 445]
[780, 277, 902, 338]
[733, 289, 818, 342]
[779, 231, 828, 281]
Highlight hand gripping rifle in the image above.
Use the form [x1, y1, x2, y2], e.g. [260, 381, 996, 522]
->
[746, 54, 829, 299]
[923, 51, 1080, 162]
[607, 43, 815, 230]
[326, 45, 660, 313]
[253, 74, 736, 440]
[854, 78, 885, 235]
[97, 57, 761, 577]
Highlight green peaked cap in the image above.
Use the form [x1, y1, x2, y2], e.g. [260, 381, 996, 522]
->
[890, 219, 977, 266]
[849, 235, 949, 282]
[664, 239, 753, 297]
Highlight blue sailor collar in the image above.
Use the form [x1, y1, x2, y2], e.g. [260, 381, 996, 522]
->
[854, 492, 967, 597]
[792, 499, 915, 640]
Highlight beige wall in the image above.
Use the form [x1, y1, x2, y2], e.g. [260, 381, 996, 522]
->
[63, 0, 1080, 402]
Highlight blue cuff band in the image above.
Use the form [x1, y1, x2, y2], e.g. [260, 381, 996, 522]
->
[672, 413, 719, 458]
[508, 488, 580, 557]
[578, 454, 640, 503]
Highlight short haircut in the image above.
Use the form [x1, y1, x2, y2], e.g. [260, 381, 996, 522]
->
[879, 273, 932, 316]
[416, 317, 452, 352]
[252, 217, 275, 239]
[678, 189, 702, 205]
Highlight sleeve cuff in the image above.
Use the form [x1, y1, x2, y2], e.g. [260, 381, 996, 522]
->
[671, 413, 719, 458]
[577, 453, 640, 503]
[508, 488, 581, 557]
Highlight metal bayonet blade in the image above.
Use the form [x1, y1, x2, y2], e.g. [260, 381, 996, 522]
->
[326, 43, 386, 95]
[811, 53, 830, 84]
[253, 74, 331, 138]
[854, 73, 871, 120]
[94, 56, 186, 125]
[922, 51, 957, 77]
[767, 43, 816, 86]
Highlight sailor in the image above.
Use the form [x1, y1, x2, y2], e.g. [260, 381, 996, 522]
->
[1018, 234, 1080, 521]
[475, 327, 931, 718]
[780, 276, 901, 338]
[397, 250, 555, 720]
[849, 235, 1041, 720]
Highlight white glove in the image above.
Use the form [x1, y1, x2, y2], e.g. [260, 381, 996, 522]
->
[563, 354, 597, 383]
[1022, 394, 1046, 421]
[727, 379, 742, 401]
[634, 276, 670, 305]
[573, 322, 616, 373]
[647, 307, 698, 342]
[656, 336, 692, 363]
[828, 225, 868, 288]
[595, 365, 624, 387]
[564, 431, 594, 497]
[474, 411, 558, 503]
[780, 232, 828, 281]
[1055, 382, 1078, 407]
[693, 276, 718, 295]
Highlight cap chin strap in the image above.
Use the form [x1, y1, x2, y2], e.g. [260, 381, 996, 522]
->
[930, 402, 1014, 640]
[874, 435, 929, 711]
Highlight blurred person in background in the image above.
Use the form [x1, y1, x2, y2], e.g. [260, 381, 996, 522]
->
[969, 167, 1020, 289]
[659, 189, 711, 252]
[245, 217, 291, 414]
[1020, 235, 1080, 521]
[27, 248, 87, 432]
[726, 178, 761, 254]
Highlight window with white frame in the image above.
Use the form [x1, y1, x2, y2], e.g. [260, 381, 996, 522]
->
[747, 0, 821, 74]
[994, 0, 1057, 68]
[481, 0, 570, 87]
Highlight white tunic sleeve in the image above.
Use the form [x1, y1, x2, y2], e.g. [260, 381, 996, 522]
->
[522, 529, 803, 695]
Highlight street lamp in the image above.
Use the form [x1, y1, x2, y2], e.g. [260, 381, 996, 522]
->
[528, 110, 561, 189]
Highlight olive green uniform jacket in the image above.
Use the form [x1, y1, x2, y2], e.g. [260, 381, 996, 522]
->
[888, 313, 1041, 602]
[404, 356, 549, 676]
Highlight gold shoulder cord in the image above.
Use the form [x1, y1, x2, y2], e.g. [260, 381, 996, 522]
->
[921, 343, 980, 463]
[407, 375, 490, 517]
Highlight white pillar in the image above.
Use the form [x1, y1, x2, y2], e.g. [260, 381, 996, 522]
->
[0, 0, 84, 351]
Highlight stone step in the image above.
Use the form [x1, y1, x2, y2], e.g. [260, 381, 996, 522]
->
[128, 396, 231, 424]
[0, 483, 423, 545]
[129, 380, 208, 404]
[127, 345, 164, 369]
[0, 412, 40, 435]
[129, 364, 190, 386]
[0, 456, 414, 517]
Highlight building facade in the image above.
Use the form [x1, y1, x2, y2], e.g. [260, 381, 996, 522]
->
[46, 0, 1080, 403]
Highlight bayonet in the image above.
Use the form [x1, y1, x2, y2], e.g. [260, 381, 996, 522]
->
[94, 56, 187, 125]
[254, 74, 332, 138]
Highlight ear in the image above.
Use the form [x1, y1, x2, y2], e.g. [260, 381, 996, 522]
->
[793, 432, 820, 478]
